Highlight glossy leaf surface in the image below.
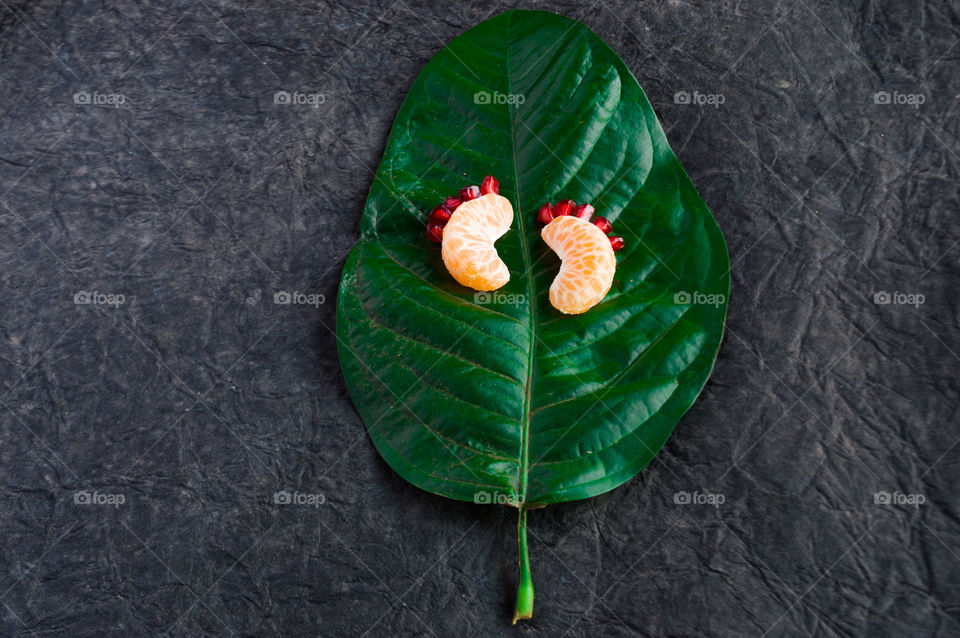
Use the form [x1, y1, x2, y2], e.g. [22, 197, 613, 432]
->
[337, 10, 729, 507]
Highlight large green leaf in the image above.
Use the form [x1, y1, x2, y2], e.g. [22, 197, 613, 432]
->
[336, 9, 729, 620]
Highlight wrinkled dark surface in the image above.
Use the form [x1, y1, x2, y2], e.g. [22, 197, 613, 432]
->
[0, 1, 957, 636]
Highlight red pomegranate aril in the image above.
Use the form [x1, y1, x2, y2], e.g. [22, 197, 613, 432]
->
[429, 205, 451, 224]
[426, 222, 444, 243]
[553, 199, 575, 217]
[443, 196, 463, 211]
[537, 202, 555, 224]
[480, 175, 499, 195]
[459, 185, 481, 201]
[574, 203, 595, 221]
[609, 235, 625, 251]
[592, 216, 612, 234]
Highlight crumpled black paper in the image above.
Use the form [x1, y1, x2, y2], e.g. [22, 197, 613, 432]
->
[0, 1, 956, 636]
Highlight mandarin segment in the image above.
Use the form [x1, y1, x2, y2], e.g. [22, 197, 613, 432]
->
[541, 215, 616, 314]
[441, 193, 514, 291]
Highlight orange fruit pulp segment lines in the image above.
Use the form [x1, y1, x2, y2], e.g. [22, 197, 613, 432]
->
[541, 215, 616, 314]
[441, 193, 514, 291]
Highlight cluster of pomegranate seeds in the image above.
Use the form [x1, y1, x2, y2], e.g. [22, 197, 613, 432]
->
[425, 175, 500, 243]
[536, 198, 625, 251]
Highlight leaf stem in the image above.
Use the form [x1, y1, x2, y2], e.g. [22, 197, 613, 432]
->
[513, 506, 534, 624]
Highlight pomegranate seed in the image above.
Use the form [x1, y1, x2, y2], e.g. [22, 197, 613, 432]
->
[443, 196, 462, 211]
[460, 185, 481, 201]
[592, 216, 612, 234]
[429, 205, 451, 224]
[480, 175, 499, 195]
[609, 235, 625, 251]
[574, 203, 595, 221]
[426, 222, 444, 243]
[553, 199, 575, 217]
[537, 202, 554, 224]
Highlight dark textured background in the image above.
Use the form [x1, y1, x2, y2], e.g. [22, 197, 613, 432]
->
[0, 0, 958, 636]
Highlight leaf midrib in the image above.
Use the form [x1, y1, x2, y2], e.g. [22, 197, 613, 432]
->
[506, 11, 535, 507]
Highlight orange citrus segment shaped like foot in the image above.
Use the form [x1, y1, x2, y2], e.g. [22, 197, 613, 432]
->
[441, 193, 513, 291]
[541, 215, 616, 314]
